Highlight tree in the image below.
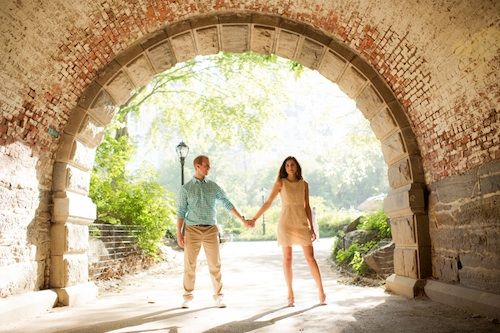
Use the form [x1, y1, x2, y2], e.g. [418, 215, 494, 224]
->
[123, 52, 302, 150]
[89, 126, 176, 256]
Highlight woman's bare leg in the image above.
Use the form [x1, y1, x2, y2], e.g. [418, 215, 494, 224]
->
[282, 246, 294, 306]
[302, 245, 326, 304]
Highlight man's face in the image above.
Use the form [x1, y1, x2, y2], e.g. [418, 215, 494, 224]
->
[197, 158, 211, 177]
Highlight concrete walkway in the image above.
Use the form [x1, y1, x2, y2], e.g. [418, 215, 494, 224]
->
[2, 238, 497, 333]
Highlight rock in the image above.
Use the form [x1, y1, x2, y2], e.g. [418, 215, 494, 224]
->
[363, 240, 394, 277]
[344, 229, 379, 249]
[344, 216, 363, 233]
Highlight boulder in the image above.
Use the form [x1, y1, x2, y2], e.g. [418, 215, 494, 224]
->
[363, 240, 394, 277]
[344, 229, 379, 249]
[344, 216, 363, 233]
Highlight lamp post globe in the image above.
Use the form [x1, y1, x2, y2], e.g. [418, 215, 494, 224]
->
[176, 141, 189, 185]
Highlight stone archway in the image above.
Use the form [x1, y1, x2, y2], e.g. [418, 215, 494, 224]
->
[51, 13, 429, 305]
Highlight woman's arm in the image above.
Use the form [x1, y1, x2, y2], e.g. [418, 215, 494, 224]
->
[252, 180, 282, 221]
[304, 181, 314, 231]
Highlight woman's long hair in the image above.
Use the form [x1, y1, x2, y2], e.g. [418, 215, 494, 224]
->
[278, 156, 302, 180]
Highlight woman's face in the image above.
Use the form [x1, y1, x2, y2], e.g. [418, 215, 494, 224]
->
[285, 159, 297, 177]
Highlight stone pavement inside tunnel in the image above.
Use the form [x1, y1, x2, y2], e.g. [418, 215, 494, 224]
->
[2, 239, 497, 333]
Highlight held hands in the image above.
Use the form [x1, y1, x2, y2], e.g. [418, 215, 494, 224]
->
[246, 218, 256, 228]
[242, 216, 256, 228]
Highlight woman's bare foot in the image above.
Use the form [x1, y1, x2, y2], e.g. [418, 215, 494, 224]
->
[287, 293, 295, 307]
[319, 292, 326, 305]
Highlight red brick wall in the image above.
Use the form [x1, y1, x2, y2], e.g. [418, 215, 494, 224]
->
[1, 1, 497, 184]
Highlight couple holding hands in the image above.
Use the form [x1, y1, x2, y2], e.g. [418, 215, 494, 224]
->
[176, 155, 326, 309]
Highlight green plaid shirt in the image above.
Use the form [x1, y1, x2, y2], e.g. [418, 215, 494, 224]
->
[177, 177, 234, 225]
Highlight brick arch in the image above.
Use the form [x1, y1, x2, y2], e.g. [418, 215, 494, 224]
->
[51, 13, 428, 304]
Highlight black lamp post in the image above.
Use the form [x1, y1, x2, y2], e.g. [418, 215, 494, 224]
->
[176, 141, 189, 185]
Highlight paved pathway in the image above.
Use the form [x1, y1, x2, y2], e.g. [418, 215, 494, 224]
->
[2, 238, 497, 333]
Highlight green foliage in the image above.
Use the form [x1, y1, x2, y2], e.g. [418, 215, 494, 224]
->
[335, 241, 378, 276]
[332, 210, 391, 276]
[89, 129, 176, 256]
[118, 180, 175, 254]
[350, 252, 370, 276]
[359, 210, 391, 239]
[89, 225, 101, 237]
[217, 208, 243, 235]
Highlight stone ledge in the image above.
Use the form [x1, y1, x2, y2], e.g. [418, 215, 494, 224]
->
[0, 289, 58, 325]
[55, 282, 98, 307]
[385, 273, 425, 298]
[425, 280, 500, 320]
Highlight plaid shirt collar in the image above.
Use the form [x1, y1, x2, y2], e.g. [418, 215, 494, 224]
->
[193, 176, 207, 183]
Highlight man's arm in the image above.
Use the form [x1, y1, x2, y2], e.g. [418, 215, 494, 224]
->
[229, 207, 246, 224]
[215, 184, 251, 227]
[176, 187, 188, 248]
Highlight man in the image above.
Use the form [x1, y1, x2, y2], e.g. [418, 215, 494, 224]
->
[176, 155, 250, 308]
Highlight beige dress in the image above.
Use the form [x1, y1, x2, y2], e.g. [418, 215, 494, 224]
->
[277, 179, 312, 246]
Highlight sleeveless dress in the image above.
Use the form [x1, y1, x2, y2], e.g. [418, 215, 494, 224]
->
[277, 179, 312, 246]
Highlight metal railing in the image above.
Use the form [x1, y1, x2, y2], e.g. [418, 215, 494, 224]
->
[88, 223, 143, 279]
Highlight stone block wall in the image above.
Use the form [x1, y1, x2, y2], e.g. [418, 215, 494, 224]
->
[0, 143, 51, 297]
[429, 159, 500, 294]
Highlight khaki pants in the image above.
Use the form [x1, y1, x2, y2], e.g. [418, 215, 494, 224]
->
[183, 225, 222, 300]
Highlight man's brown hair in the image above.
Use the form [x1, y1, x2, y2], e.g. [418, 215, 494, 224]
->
[193, 155, 208, 167]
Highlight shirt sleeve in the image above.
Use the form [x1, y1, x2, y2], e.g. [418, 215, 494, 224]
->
[215, 183, 235, 211]
[176, 186, 188, 219]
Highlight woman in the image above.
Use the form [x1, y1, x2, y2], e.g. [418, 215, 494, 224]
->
[251, 156, 326, 307]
